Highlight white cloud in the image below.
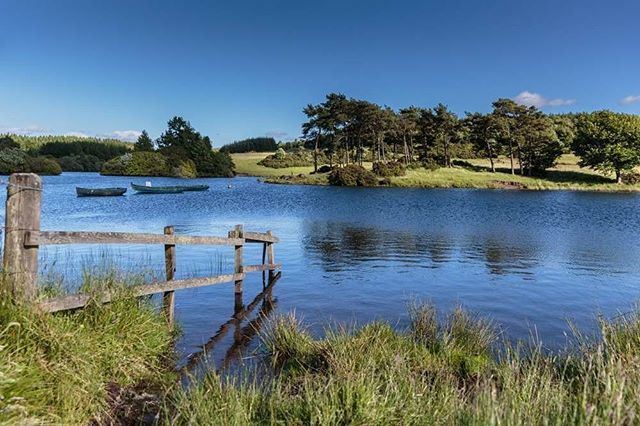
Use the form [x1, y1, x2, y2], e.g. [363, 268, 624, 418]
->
[111, 130, 142, 142]
[620, 95, 640, 105]
[514, 91, 575, 108]
[0, 125, 48, 135]
[64, 131, 91, 138]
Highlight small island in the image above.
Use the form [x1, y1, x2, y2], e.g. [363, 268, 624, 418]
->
[226, 94, 640, 192]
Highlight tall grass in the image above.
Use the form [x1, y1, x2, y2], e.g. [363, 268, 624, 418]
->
[167, 303, 640, 425]
[0, 272, 176, 424]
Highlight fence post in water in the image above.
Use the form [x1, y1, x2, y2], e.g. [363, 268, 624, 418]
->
[229, 224, 244, 294]
[163, 225, 176, 325]
[266, 230, 275, 280]
[2, 173, 42, 302]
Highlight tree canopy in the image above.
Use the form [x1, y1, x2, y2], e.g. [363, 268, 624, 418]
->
[573, 111, 640, 183]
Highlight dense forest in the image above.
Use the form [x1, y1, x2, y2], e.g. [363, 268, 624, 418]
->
[0, 135, 132, 173]
[219, 137, 278, 153]
[301, 93, 640, 184]
[102, 117, 234, 177]
[1, 117, 234, 177]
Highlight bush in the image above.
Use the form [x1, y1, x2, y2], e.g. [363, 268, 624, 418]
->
[101, 152, 170, 176]
[26, 156, 62, 175]
[259, 150, 326, 168]
[621, 171, 640, 185]
[328, 164, 378, 187]
[172, 159, 198, 178]
[56, 154, 103, 172]
[372, 161, 406, 177]
[274, 147, 286, 160]
[0, 147, 28, 174]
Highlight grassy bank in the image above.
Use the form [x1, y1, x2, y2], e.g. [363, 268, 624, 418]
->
[233, 152, 640, 191]
[0, 273, 176, 424]
[167, 304, 640, 424]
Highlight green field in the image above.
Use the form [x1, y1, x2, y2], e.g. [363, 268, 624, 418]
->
[233, 152, 640, 191]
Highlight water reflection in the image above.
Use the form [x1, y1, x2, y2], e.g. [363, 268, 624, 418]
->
[181, 272, 280, 379]
[303, 222, 541, 277]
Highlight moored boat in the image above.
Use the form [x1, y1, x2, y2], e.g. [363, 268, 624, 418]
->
[76, 187, 127, 197]
[130, 182, 184, 194]
[177, 184, 209, 191]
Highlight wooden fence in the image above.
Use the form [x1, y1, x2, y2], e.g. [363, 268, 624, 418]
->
[1, 173, 281, 324]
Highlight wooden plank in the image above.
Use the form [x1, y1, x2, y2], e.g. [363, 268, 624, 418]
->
[163, 226, 176, 325]
[3, 173, 42, 300]
[40, 273, 245, 313]
[266, 231, 276, 280]
[24, 231, 242, 247]
[244, 231, 279, 243]
[243, 263, 282, 273]
[230, 225, 244, 294]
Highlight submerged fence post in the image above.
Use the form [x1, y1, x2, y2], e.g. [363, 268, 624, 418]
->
[2, 173, 42, 301]
[229, 224, 244, 294]
[163, 225, 176, 325]
[266, 230, 275, 280]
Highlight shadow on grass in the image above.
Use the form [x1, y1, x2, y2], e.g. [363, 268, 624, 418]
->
[459, 161, 614, 185]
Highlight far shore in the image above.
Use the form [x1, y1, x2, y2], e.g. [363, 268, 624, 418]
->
[231, 152, 640, 192]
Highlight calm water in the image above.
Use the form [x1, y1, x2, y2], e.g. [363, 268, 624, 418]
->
[2, 173, 640, 370]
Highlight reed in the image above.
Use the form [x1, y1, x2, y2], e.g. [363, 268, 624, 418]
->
[166, 302, 640, 425]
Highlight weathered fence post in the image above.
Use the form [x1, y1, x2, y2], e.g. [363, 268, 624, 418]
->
[229, 224, 244, 294]
[163, 226, 176, 325]
[266, 230, 275, 280]
[2, 173, 42, 301]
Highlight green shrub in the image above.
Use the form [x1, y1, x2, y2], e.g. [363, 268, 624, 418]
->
[259, 150, 326, 168]
[56, 154, 103, 172]
[372, 161, 406, 177]
[274, 147, 286, 160]
[100, 153, 130, 175]
[0, 148, 28, 174]
[101, 152, 170, 176]
[621, 171, 640, 185]
[172, 159, 198, 178]
[26, 156, 62, 175]
[328, 164, 378, 186]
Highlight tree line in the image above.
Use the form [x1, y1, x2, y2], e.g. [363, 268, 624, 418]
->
[302, 93, 640, 183]
[219, 137, 278, 153]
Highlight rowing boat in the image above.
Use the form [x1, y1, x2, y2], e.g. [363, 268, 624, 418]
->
[177, 184, 209, 191]
[130, 183, 184, 194]
[76, 187, 127, 197]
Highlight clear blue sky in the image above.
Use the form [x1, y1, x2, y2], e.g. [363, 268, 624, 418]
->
[1, 0, 639, 145]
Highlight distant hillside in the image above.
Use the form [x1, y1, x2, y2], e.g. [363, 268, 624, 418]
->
[2, 134, 132, 150]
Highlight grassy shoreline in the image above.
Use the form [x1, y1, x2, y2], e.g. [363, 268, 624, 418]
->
[167, 304, 640, 424]
[232, 152, 640, 192]
[5, 269, 640, 423]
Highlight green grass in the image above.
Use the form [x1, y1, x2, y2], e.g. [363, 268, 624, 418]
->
[232, 152, 315, 177]
[237, 152, 640, 191]
[165, 303, 640, 425]
[0, 272, 176, 424]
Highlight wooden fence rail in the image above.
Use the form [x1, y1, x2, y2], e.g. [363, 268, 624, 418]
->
[2, 173, 281, 323]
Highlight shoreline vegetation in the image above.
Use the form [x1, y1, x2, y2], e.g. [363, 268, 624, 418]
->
[233, 152, 640, 192]
[226, 94, 640, 192]
[4, 269, 640, 423]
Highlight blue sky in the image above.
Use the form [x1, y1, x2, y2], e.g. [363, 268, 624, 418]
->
[1, 0, 639, 145]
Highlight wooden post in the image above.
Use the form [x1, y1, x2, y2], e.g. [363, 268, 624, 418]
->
[229, 224, 244, 294]
[163, 226, 176, 325]
[266, 230, 275, 280]
[2, 173, 42, 301]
